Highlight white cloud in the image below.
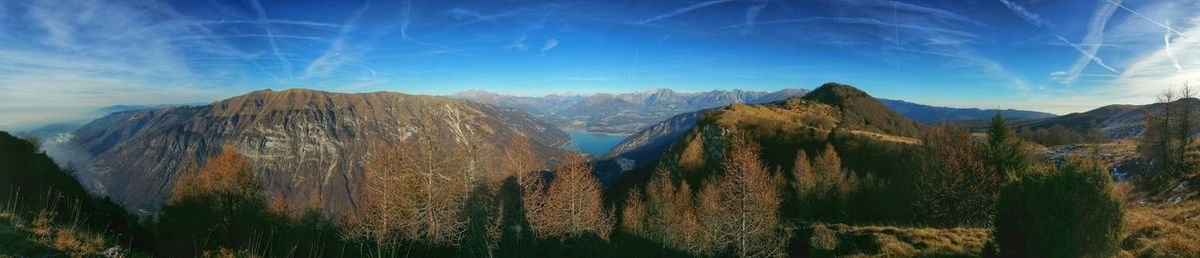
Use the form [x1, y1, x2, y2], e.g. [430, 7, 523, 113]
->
[541, 38, 559, 53]
[1053, 0, 1122, 85]
[1113, 22, 1199, 97]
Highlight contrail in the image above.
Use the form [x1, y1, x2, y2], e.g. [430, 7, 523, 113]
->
[997, 0, 1052, 28]
[1055, 35, 1119, 74]
[250, 0, 295, 80]
[1165, 21, 1183, 72]
[1104, 0, 1194, 42]
[640, 0, 734, 24]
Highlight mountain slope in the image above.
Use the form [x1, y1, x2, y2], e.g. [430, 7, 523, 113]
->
[607, 83, 922, 169]
[801, 83, 923, 138]
[1015, 98, 1199, 140]
[69, 89, 570, 213]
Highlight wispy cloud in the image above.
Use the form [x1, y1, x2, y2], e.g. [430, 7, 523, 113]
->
[1104, 0, 1195, 41]
[1111, 11, 1199, 98]
[249, 0, 295, 80]
[639, 0, 735, 24]
[540, 38, 559, 53]
[842, 0, 986, 27]
[1165, 21, 1183, 72]
[720, 17, 980, 40]
[303, 3, 368, 79]
[400, 0, 413, 40]
[996, 0, 1053, 28]
[1051, 0, 1121, 84]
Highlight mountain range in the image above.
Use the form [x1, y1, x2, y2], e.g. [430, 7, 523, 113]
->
[450, 88, 1055, 135]
[64, 89, 569, 213]
[16, 84, 1077, 214]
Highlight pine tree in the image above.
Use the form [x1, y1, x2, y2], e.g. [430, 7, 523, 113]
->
[984, 112, 1027, 179]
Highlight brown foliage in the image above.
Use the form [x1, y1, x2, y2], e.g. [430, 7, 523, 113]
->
[171, 146, 260, 203]
[913, 125, 1000, 227]
[620, 189, 646, 235]
[699, 137, 785, 257]
[351, 134, 469, 248]
[623, 167, 715, 255]
[524, 152, 613, 240]
[798, 144, 865, 221]
[679, 136, 706, 171]
[504, 135, 541, 190]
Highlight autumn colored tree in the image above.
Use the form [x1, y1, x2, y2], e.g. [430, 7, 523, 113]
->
[789, 149, 815, 218]
[679, 136, 706, 171]
[622, 166, 716, 255]
[620, 189, 646, 236]
[806, 144, 860, 221]
[504, 135, 541, 189]
[350, 133, 470, 253]
[156, 146, 269, 256]
[913, 125, 1000, 227]
[698, 137, 784, 258]
[525, 152, 613, 240]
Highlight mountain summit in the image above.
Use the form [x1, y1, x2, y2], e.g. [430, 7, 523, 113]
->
[802, 83, 923, 137]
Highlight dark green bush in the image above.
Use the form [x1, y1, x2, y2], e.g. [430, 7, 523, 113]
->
[994, 158, 1123, 257]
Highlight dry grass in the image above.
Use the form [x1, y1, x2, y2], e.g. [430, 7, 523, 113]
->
[1117, 183, 1200, 258]
[845, 129, 920, 145]
[0, 210, 116, 258]
[809, 223, 990, 257]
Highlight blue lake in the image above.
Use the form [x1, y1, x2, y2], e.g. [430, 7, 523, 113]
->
[564, 130, 629, 156]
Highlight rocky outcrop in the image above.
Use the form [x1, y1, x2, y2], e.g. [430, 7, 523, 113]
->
[70, 89, 570, 214]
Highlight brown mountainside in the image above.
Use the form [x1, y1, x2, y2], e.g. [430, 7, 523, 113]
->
[70, 89, 570, 214]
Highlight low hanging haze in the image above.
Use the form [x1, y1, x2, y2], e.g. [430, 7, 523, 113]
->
[0, 0, 1197, 130]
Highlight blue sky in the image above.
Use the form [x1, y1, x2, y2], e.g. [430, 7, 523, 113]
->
[0, 0, 1198, 130]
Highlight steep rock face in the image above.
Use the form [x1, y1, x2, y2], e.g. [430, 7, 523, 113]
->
[605, 109, 709, 166]
[70, 89, 570, 214]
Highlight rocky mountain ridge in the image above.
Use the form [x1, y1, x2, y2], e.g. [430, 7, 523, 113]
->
[67, 89, 570, 214]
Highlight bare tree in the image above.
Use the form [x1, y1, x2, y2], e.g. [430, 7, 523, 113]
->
[1140, 83, 1200, 189]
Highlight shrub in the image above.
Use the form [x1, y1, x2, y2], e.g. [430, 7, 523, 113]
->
[912, 125, 1000, 227]
[994, 158, 1123, 257]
